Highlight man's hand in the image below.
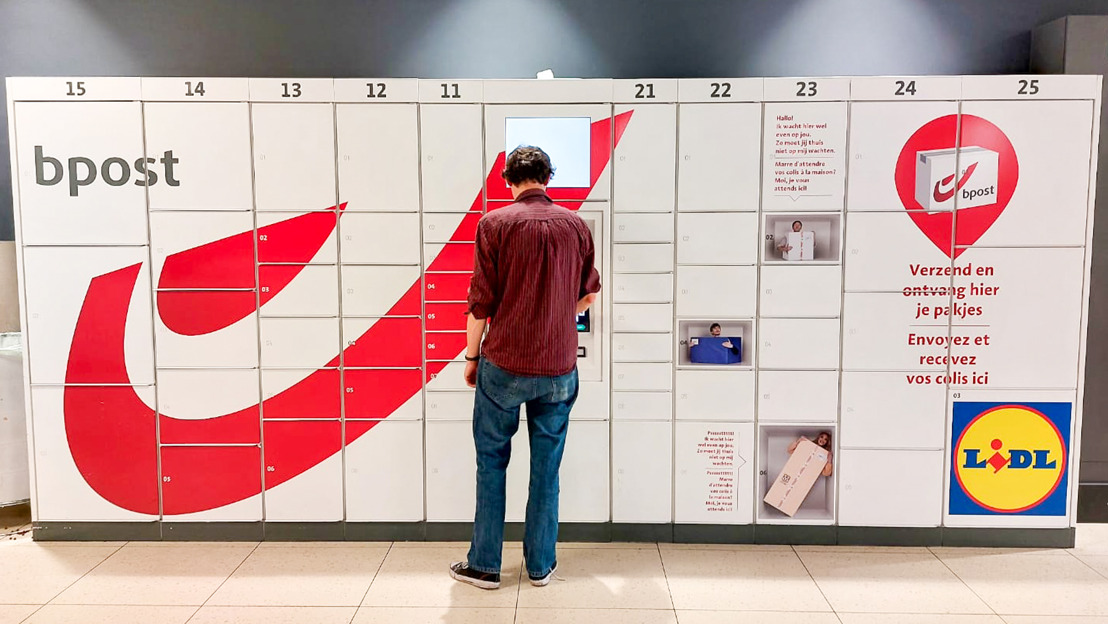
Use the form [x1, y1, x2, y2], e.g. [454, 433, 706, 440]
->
[576, 293, 598, 315]
[464, 360, 478, 388]
[722, 340, 733, 349]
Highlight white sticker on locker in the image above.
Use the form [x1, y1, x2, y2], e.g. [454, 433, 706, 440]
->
[337, 104, 420, 212]
[251, 103, 337, 212]
[674, 421, 755, 524]
[145, 102, 254, 211]
[759, 318, 841, 370]
[677, 213, 758, 265]
[15, 102, 148, 245]
[675, 370, 755, 421]
[757, 370, 838, 423]
[760, 265, 842, 317]
[676, 265, 757, 318]
[22, 247, 155, 385]
[613, 421, 673, 522]
[761, 102, 848, 213]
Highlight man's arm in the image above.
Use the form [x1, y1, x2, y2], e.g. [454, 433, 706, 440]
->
[464, 219, 498, 387]
[464, 313, 487, 388]
[578, 221, 602, 306]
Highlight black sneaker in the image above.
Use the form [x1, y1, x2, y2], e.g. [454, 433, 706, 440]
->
[528, 563, 559, 587]
[449, 561, 500, 590]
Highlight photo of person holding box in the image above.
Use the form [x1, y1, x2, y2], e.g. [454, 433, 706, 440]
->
[777, 220, 814, 261]
[787, 431, 834, 477]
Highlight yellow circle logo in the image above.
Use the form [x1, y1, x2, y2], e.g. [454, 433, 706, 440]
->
[954, 405, 1066, 513]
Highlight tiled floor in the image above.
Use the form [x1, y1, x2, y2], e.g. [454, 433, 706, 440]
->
[0, 523, 1106, 624]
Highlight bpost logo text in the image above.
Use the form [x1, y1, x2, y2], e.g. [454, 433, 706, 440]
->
[949, 402, 1070, 516]
[35, 146, 180, 196]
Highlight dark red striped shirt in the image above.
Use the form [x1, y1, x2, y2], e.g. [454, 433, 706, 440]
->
[466, 189, 601, 377]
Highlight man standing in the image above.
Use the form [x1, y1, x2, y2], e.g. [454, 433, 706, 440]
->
[449, 146, 600, 590]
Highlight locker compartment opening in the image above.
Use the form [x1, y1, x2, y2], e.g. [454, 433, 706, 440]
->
[763, 213, 842, 263]
[678, 319, 753, 368]
[758, 424, 836, 524]
[504, 117, 590, 188]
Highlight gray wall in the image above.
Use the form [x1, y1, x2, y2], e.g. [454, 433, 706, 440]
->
[4, 0, 1108, 240]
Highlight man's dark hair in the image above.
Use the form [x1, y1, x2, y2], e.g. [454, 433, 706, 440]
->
[502, 146, 554, 186]
[792, 220, 803, 228]
[709, 323, 721, 331]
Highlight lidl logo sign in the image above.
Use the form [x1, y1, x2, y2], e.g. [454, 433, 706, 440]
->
[950, 402, 1070, 516]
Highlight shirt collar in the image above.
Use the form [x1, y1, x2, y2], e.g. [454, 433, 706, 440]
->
[515, 188, 552, 203]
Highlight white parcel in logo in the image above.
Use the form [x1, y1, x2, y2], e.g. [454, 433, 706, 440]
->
[915, 146, 999, 211]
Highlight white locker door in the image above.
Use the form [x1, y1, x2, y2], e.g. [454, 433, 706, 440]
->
[161, 446, 262, 522]
[154, 293, 259, 369]
[612, 392, 673, 421]
[426, 362, 473, 392]
[157, 369, 260, 444]
[258, 264, 339, 317]
[263, 420, 343, 521]
[613, 333, 673, 362]
[342, 265, 421, 317]
[838, 449, 943, 527]
[760, 265, 843, 318]
[840, 372, 947, 449]
[558, 421, 610, 522]
[678, 103, 762, 212]
[252, 103, 337, 212]
[336, 104, 420, 212]
[613, 213, 675, 243]
[677, 213, 758, 265]
[22, 247, 155, 385]
[612, 273, 674, 304]
[14, 102, 148, 245]
[425, 391, 476, 420]
[145, 102, 254, 211]
[613, 244, 675, 273]
[260, 318, 340, 368]
[759, 318, 841, 370]
[675, 370, 755, 421]
[757, 370, 839, 423]
[150, 211, 255, 288]
[842, 293, 945, 371]
[421, 105, 483, 212]
[340, 213, 421, 264]
[345, 420, 424, 521]
[842, 211, 953, 293]
[612, 421, 672, 523]
[614, 104, 676, 213]
[613, 362, 673, 392]
[674, 422, 755, 524]
[256, 210, 339, 265]
[761, 102, 848, 213]
[676, 265, 757, 318]
[426, 420, 476, 521]
[613, 303, 673, 333]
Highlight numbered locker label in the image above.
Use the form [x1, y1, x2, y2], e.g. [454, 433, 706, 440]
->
[22, 247, 155, 384]
[337, 104, 420, 212]
[261, 369, 342, 420]
[248, 78, 334, 102]
[675, 370, 754, 421]
[252, 104, 337, 211]
[417, 80, 484, 103]
[15, 102, 148, 244]
[614, 104, 676, 212]
[849, 76, 962, 101]
[678, 103, 762, 211]
[960, 75, 1099, 100]
[678, 78, 763, 102]
[8, 77, 141, 101]
[760, 265, 842, 318]
[676, 265, 757, 318]
[262, 420, 343, 521]
[142, 78, 250, 102]
[613, 421, 673, 522]
[763, 77, 850, 102]
[677, 213, 758, 265]
[613, 79, 678, 103]
[674, 421, 755, 524]
[334, 78, 419, 102]
[345, 420, 424, 521]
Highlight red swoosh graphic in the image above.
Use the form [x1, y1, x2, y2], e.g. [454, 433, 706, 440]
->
[932, 162, 978, 204]
[65, 112, 632, 515]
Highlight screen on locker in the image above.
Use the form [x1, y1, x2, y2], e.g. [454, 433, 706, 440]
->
[505, 117, 590, 188]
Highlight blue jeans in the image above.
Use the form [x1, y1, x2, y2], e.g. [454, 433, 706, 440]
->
[467, 358, 578, 577]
